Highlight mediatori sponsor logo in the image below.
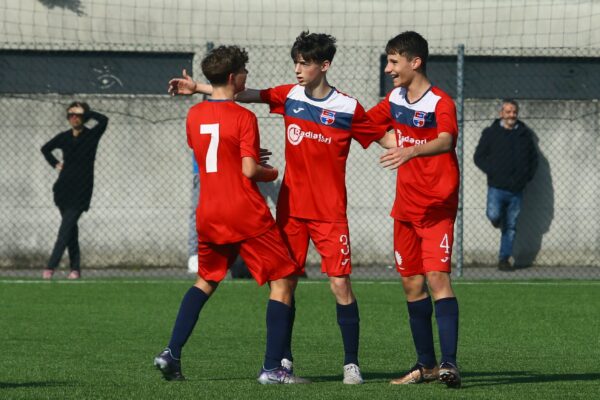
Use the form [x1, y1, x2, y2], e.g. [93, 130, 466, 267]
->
[396, 129, 428, 147]
[287, 123, 332, 146]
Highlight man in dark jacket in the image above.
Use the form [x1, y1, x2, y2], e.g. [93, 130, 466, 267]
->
[474, 99, 538, 271]
[41, 102, 109, 279]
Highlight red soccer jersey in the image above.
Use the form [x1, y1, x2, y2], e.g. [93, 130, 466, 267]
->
[186, 99, 274, 244]
[368, 86, 460, 222]
[260, 84, 384, 222]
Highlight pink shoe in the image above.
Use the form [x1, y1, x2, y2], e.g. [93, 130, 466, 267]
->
[67, 270, 81, 280]
[42, 269, 54, 280]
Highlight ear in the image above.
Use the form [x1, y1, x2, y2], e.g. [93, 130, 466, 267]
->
[411, 57, 422, 71]
[320, 60, 331, 72]
[227, 72, 236, 85]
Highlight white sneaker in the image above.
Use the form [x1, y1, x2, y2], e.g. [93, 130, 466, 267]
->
[257, 367, 311, 384]
[343, 363, 364, 384]
[187, 255, 198, 274]
[281, 358, 293, 373]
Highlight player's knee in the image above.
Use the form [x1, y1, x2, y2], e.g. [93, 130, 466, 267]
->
[269, 278, 295, 304]
[425, 271, 453, 298]
[329, 276, 352, 298]
[194, 277, 218, 296]
[270, 277, 294, 292]
[401, 275, 427, 298]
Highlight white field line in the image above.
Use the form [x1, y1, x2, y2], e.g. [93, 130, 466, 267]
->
[1, 280, 599, 286]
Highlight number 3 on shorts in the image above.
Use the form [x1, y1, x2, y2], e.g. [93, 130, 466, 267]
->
[340, 234, 350, 266]
[200, 123, 219, 173]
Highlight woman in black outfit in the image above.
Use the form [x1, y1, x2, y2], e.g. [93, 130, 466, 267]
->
[41, 102, 109, 279]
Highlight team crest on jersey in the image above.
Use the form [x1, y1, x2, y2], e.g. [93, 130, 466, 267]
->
[320, 109, 336, 125]
[412, 111, 427, 127]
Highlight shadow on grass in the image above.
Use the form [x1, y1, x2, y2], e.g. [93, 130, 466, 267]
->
[463, 371, 600, 387]
[0, 381, 70, 389]
[323, 371, 600, 387]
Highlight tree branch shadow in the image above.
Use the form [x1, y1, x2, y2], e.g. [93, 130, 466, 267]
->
[37, 0, 85, 16]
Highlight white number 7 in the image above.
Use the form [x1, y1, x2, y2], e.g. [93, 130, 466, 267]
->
[200, 123, 219, 173]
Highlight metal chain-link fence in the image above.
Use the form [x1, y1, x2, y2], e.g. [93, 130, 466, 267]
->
[1, 44, 598, 279]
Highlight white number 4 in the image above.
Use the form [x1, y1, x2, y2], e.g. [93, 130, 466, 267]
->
[200, 123, 219, 173]
[440, 233, 450, 254]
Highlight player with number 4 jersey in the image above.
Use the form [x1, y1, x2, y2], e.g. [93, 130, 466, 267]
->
[368, 32, 462, 388]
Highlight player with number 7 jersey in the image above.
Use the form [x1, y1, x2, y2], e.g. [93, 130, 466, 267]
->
[154, 45, 309, 385]
[186, 102, 275, 244]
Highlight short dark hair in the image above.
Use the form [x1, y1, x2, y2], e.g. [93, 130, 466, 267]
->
[66, 101, 89, 114]
[290, 31, 337, 64]
[385, 31, 429, 73]
[201, 45, 248, 85]
[66, 101, 90, 121]
[501, 99, 519, 112]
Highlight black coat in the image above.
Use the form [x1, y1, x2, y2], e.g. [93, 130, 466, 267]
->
[474, 119, 538, 193]
[41, 111, 109, 211]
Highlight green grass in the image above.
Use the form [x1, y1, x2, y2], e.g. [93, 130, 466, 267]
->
[1, 279, 599, 399]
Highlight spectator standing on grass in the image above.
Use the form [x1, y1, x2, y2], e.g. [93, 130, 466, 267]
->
[41, 102, 109, 280]
[474, 99, 538, 271]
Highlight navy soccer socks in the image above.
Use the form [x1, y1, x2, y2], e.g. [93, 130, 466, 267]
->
[435, 297, 459, 366]
[264, 299, 293, 370]
[282, 296, 295, 362]
[337, 301, 360, 366]
[167, 286, 210, 359]
[407, 297, 437, 368]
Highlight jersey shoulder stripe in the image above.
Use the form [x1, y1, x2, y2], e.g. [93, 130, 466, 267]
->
[388, 87, 442, 128]
[284, 85, 357, 130]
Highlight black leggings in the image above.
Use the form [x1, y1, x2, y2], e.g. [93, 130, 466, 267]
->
[47, 208, 84, 270]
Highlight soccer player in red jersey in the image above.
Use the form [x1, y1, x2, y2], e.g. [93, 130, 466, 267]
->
[367, 31, 461, 388]
[154, 45, 308, 385]
[168, 32, 391, 384]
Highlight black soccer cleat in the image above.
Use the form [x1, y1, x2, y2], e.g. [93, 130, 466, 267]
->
[154, 348, 185, 381]
[439, 362, 461, 388]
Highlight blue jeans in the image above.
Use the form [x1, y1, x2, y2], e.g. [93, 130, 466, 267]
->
[486, 186, 522, 261]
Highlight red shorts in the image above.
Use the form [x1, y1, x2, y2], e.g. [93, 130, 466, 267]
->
[197, 225, 299, 286]
[393, 218, 455, 277]
[277, 215, 352, 277]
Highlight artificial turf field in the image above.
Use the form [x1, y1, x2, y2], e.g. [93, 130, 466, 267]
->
[1, 279, 599, 399]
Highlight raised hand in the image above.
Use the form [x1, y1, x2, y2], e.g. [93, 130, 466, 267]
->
[168, 69, 197, 96]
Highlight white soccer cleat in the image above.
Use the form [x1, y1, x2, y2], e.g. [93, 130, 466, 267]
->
[343, 363, 364, 384]
[257, 367, 311, 384]
[187, 255, 198, 274]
